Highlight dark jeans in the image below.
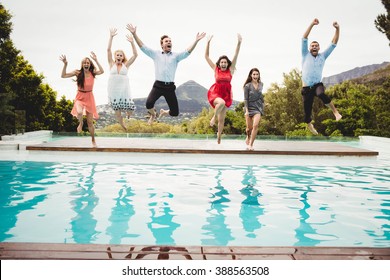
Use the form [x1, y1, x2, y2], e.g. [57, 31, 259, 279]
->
[301, 82, 331, 123]
[146, 81, 178, 116]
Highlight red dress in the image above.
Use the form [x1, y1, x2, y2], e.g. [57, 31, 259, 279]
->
[207, 67, 233, 108]
[71, 74, 99, 119]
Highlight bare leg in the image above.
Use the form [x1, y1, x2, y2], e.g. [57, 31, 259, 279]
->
[126, 110, 133, 119]
[86, 112, 96, 147]
[211, 98, 226, 127]
[245, 114, 252, 146]
[216, 106, 228, 144]
[147, 108, 157, 125]
[326, 102, 342, 121]
[115, 110, 127, 131]
[248, 114, 261, 150]
[307, 122, 318, 135]
[75, 102, 84, 133]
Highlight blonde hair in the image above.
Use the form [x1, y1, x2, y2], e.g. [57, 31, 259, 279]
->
[114, 50, 127, 63]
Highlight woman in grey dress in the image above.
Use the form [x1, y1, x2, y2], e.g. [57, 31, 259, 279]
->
[243, 68, 264, 150]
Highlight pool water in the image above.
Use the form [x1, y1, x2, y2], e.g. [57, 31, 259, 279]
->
[0, 160, 389, 247]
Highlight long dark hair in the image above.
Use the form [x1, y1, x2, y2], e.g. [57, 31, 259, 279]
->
[216, 55, 232, 69]
[243, 68, 261, 88]
[76, 57, 96, 89]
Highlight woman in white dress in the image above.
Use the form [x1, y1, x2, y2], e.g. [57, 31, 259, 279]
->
[107, 28, 138, 131]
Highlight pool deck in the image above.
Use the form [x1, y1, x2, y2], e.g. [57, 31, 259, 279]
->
[1, 243, 389, 260]
[24, 136, 378, 156]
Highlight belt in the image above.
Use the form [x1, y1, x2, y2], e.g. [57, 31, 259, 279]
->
[303, 82, 323, 89]
[79, 89, 92, 93]
[155, 80, 174, 85]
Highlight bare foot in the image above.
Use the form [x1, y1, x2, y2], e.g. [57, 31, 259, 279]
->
[159, 109, 169, 119]
[307, 123, 318, 135]
[210, 116, 216, 127]
[335, 113, 342, 121]
[148, 114, 156, 125]
[77, 123, 83, 133]
[92, 140, 97, 148]
[217, 134, 221, 144]
[245, 135, 250, 145]
[246, 145, 254, 151]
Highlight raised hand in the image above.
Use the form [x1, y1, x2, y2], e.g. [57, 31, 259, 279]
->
[59, 54, 67, 64]
[110, 28, 118, 37]
[90, 51, 97, 61]
[126, 34, 134, 43]
[196, 32, 206, 41]
[237, 33, 242, 42]
[313, 18, 319, 25]
[126, 24, 136, 35]
[333, 21, 339, 29]
[207, 35, 213, 43]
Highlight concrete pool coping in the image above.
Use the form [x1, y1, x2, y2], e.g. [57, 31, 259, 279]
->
[1, 243, 389, 260]
[1, 133, 388, 260]
[23, 136, 378, 156]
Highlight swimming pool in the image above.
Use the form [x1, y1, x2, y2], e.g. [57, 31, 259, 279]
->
[1, 145, 389, 247]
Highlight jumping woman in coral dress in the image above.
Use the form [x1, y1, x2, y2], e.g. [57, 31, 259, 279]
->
[107, 28, 138, 131]
[205, 34, 242, 144]
[60, 52, 104, 147]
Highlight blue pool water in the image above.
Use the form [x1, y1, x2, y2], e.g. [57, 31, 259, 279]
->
[0, 159, 389, 247]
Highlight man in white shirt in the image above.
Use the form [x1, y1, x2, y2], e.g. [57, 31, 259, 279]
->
[127, 24, 205, 124]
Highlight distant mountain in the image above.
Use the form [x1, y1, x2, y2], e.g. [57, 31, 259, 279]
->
[96, 80, 239, 127]
[322, 62, 390, 87]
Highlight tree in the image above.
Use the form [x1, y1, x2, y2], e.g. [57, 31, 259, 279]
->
[375, 0, 390, 45]
[0, 4, 18, 134]
[0, 3, 75, 135]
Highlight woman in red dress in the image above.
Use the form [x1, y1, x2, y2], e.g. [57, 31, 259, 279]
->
[205, 34, 242, 144]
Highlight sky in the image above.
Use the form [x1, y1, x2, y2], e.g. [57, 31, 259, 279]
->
[2, 0, 389, 106]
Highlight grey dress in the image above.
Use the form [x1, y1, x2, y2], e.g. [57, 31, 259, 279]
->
[244, 82, 264, 116]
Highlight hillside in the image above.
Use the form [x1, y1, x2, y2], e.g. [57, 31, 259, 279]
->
[350, 64, 390, 87]
[322, 62, 390, 87]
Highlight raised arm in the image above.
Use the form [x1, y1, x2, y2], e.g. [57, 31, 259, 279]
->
[230, 33, 242, 74]
[126, 24, 144, 48]
[125, 34, 138, 68]
[205, 35, 216, 70]
[186, 32, 206, 53]
[303, 18, 319, 39]
[90, 52, 104, 75]
[107, 28, 117, 67]
[332, 21, 340, 44]
[59, 55, 77, 78]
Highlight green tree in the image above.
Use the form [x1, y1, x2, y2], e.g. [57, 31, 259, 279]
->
[0, 3, 75, 135]
[375, 0, 390, 45]
[0, 4, 18, 134]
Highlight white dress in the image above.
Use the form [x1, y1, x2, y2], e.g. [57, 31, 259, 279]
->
[107, 63, 135, 111]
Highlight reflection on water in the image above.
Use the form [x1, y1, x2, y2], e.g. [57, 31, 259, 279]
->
[240, 166, 263, 238]
[0, 161, 389, 247]
[69, 163, 99, 243]
[147, 190, 180, 245]
[202, 170, 234, 245]
[106, 185, 138, 244]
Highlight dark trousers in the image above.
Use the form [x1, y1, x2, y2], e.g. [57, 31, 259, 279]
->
[301, 82, 331, 123]
[146, 81, 178, 116]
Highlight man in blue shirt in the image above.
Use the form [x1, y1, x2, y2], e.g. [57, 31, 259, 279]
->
[127, 24, 206, 124]
[301, 18, 342, 135]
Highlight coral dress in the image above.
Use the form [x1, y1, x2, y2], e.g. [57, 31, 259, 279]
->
[207, 67, 233, 108]
[71, 74, 99, 119]
[107, 63, 135, 111]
